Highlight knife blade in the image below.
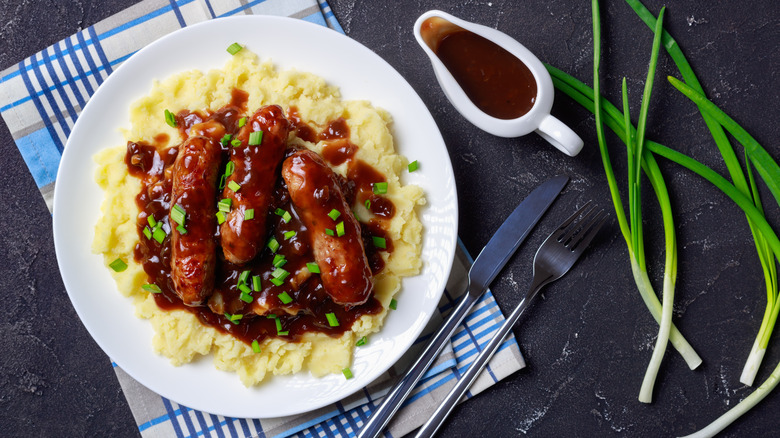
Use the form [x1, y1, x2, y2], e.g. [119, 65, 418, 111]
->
[357, 174, 568, 438]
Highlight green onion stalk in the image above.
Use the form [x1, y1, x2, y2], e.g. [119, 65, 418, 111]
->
[546, 51, 780, 438]
[592, 0, 699, 404]
[625, 0, 779, 388]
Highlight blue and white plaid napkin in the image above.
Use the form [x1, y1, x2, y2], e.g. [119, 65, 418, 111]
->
[0, 1, 525, 437]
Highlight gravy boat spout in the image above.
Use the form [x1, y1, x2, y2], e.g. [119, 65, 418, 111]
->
[414, 10, 583, 157]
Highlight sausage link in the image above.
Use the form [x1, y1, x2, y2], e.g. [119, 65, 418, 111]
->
[220, 105, 290, 264]
[170, 136, 221, 306]
[282, 149, 373, 306]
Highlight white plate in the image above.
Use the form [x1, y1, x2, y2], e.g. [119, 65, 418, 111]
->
[53, 16, 458, 419]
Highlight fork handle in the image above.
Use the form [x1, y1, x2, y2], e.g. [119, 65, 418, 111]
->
[358, 288, 480, 438]
[415, 274, 550, 438]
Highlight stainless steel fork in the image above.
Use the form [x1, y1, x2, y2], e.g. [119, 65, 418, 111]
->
[415, 202, 608, 438]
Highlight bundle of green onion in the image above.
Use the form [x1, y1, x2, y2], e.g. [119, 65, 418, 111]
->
[547, 0, 780, 435]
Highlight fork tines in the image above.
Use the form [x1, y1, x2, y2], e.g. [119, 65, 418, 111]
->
[555, 201, 608, 252]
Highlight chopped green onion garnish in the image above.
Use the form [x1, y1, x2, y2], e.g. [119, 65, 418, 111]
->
[238, 283, 252, 295]
[238, 117, 247, 128]
[142, 226, 152, 240]
[326, 312, 339, 327]
[164, 109, 177, 127]
[248, 131, 263, 146]
[336, 221, 345, 237]
[228, 180, 241, 192]
[274, 318, 285, 334]
[252, 275, 262, 291]
[270, 278, 284, 287]
[220, 133, 232, 146]
[271, 268, 289, 280]
[218, 198, 232, 213]
[230, 138, 241, 147]
[283, 230, 296, 240]
[219, 174, 227, 190]
[274, 208, 291, 223]
[216, 211, 226, 225]
[356, 336, 368, 347]
[306, 262, 320, 274]
[278, 291, 293, 304]
[267, 237, 280, 253]
[142, 283, 162, 294]
[226, 42, 243, 55]
[272, 254, 287, 268]
[342, 367, 353, 379]
[390, 298, 398, 310]
[239, 290, 253, 303]
[328, 209, 341, 221]
[238, 270, 251, 285]
[372, 236, 387, 249]
[171, 204, 186, 226]
[325, 228, 335, 236]
[372, 182, 388, 194]
[225, 161, 235, 177]
[251, 339, 261, 353]
[152, 227, 166, 244]
[244, 208, 254, 220]
[176, 224, 187, 235]
[365, 199, 371, 210]
[147, 215, 157, 228]
[266, 314, 277, 319]
[407, 160, 419, 172]
[225, 312, 243, 324]
[109, 258, 127, 272]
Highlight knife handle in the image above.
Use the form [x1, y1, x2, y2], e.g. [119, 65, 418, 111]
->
[357, 288, 479, 438]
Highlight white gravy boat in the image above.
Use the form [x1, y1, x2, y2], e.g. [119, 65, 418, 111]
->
[414, 10, 584, 157]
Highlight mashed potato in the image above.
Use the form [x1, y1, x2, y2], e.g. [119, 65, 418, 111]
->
[92, 49, 424, 386]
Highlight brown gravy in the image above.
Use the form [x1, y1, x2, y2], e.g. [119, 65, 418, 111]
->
[420, 17, 537, 120]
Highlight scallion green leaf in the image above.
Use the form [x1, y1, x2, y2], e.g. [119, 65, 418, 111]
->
[164, 109, 177, 127]
[389, 298, 397, 310]
[252, 275, 262, 292]
[272, 254, 287, 268]
[216, 211, 226, 225]
[238, 270, 250, 285]
[152, 227, 166, 244]
[225, 161, 235, 177]
[342, 367, 353, 379]
[336, 222, 345, 237]
[328, 209, 341, 221]
[228, 180, 241, 192]
[356, 336, 367, 347]
[147, 215, 157, 228]
[239, 290, 253, 303]
[278, 291, 293, 304]
[171, 204, 186, 226]
[248, 131, 263, 146]
[238, 117, 247, 128]
[244, 208, 254, 220]
[306, 262, 320, 274]
[326, 312, 339, 327]
[407, 160, 419, 172]
[372, 182, 388, 194]
[325, 228, 335, 237]
[251, 339, 261, 353]
[372, 236, 387, 249]
[283, 230, 296, 240]
[143, 226, 152, 240]
[230, 138, 241, 148]
[218, 198, 232, 213]
[267, 237, 280, 253]
[142, 283, 162, 294]
[109, 258, 127, 272]
[220, 134, 232, 146]
[226, 42, 243, 55]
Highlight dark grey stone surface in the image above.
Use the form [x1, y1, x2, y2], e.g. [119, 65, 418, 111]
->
[1, 0, 778, 436]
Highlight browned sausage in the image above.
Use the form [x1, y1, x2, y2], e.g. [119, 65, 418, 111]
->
[220, 105, 290, 264]
[170, 136, 221, 306]
[282, 149, 373, 306]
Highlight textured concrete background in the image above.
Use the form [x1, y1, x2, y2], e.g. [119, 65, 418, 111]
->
[1, 0, 779, 436]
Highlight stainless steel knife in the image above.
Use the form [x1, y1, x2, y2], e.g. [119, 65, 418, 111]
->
[357, 174, 568, 438]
